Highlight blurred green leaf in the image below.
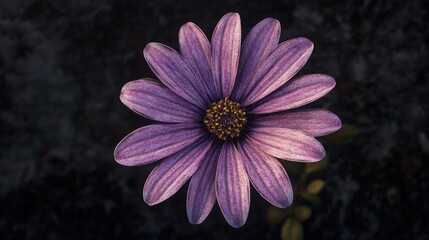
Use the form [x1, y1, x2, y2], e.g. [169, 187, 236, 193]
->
[294, 205, 312, 222]
[321, 124, 359, 144]
[266, 206, 286, 224]
[300, 191, 321, 205]
[305, 156, 328, 174]
[283, 206, 293, 216]
[306, 179, 325, 194]
[281, 218, 303, 240]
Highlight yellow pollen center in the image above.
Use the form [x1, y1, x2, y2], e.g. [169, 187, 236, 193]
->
[203, 98, 247, 141]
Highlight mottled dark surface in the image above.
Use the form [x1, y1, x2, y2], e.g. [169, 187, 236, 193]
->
[1, 0, 428, 239]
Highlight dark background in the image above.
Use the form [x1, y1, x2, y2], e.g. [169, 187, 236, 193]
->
[1, 0, 428, 239]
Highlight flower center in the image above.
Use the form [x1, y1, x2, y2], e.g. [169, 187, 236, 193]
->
[203, 98, 247, 141]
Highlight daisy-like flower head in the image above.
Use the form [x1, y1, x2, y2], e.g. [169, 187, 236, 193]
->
[114, 13, 341, 228]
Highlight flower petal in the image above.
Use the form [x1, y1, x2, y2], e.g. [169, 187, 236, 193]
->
[249, 74, 336, 114]
[242, 37, 314, 106]
[143, 43, 208, 108]
[247, 127, 325, 162]
[216, 142, 250, 228]
[179, 22, 216, 102]
[237, 139, 293, 208]
[212, 12, 241, 98]
[143, 138, 213, 205]
[187, 142, 222, 224]
[120, 79, 202, 123]
[114, 123, 205, 166]
[232, 18, 280, 102]
[252, 109, 342, 137]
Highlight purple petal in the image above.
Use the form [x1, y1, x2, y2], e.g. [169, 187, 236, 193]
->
[114, 123, 205, 166]
[216, 142, 250, 228]
[120, 79, 202, 123]
[247, 127, 325, 162]
[237, 139, 293, 208]
[249, 74, 336, 114]
[232, 18, 280, 102]
[143, 138, 213, 205]
[212, 13, 241, 98]
[187, 142, 222, 224]
[242, 37, 314, 106]
[143, 43, 209, 108]
[252, 109, 342, 137]
[179, 22, 217, 101]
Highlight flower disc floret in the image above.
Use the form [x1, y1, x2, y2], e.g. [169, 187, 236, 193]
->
[204, 98, 247, 140]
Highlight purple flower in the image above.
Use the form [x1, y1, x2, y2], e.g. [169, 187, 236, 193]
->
[114, 13, 341, 228]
